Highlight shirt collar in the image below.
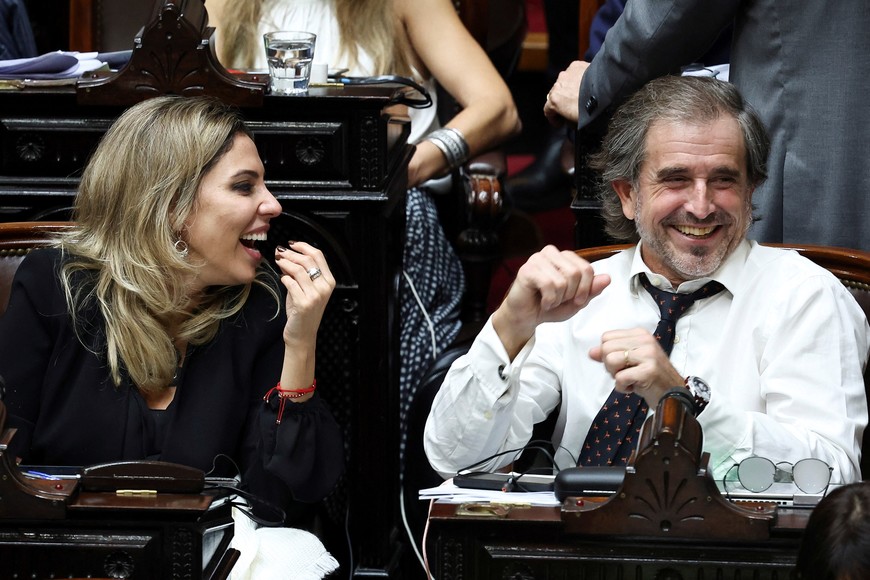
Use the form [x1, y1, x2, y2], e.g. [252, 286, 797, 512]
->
[627, 239, 750, 296]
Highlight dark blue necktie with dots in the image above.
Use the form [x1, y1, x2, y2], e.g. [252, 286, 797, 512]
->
[578, 273, 725, 466]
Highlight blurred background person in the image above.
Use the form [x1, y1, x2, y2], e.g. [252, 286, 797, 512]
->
[796, 482, 870, 579]
[505, 0, 578, 213]
[0, 0, 37, 59]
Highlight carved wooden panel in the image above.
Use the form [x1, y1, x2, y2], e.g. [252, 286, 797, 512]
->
[562, 397, 775, 540]
[433, 533, 799, 580]
[77, 0, 267, 107]
[429, 398, 802, 580]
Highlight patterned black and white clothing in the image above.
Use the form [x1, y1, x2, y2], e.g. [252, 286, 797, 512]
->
[398, 187, 464, 470]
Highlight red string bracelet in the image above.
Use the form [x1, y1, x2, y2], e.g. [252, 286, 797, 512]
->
[263, 380, 317, 424]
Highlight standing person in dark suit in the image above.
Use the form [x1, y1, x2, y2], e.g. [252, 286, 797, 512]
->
[0, 0, 37, 59]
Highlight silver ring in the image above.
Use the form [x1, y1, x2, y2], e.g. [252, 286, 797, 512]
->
[307, 267, 322, 281]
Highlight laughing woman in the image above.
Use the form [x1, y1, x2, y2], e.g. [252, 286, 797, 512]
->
[0, 96, 343, 530]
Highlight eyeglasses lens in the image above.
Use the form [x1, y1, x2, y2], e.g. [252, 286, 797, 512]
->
[792, 458, 832, 494]
[737, 456, 776, 492]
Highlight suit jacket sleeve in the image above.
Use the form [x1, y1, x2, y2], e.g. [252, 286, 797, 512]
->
[578, 0, 741, 132]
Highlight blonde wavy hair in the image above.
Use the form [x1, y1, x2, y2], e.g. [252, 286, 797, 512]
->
[60, 96, 279, 395]
[218, 0, 411, 76]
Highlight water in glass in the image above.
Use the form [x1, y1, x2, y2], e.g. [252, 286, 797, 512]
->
[266, 40, 314, 94]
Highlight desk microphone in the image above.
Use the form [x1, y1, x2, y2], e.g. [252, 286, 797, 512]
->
[553, 466, 625, 501]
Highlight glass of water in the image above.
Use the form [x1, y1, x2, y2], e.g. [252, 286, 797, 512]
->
[263, 31, 317, 95]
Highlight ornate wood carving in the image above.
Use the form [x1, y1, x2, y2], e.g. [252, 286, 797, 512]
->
[103, 550, 136, 578]
[500, 562, 536, 580]
[169, 527, 195, 579]
[562, 396, 776, 540]
[359, 115, 381, 189]
[76, 0, 266, 107]
[456, 169, 504, 323]
[439, 537, 466, 580]
[0, 402, 77, 520]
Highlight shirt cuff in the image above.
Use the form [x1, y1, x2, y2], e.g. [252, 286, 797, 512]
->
[466, 317, 537, 403]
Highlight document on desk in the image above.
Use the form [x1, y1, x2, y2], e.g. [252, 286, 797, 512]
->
[418, 478, 561, 507]
[0, 51, 106, 79]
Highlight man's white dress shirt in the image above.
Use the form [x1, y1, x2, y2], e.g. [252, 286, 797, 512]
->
[424, 241, 870, 483]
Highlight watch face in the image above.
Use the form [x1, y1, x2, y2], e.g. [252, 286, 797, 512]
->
[688, 376, 710, 399]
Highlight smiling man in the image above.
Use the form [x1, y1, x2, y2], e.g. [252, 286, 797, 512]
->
[424, 76, 870, 485]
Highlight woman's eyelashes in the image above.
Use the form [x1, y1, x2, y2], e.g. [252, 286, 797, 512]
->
[232, 180, 255, 195]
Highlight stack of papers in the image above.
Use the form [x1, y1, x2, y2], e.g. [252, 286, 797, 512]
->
[419, 478, 561, 507]
[0, 51, 107, 79]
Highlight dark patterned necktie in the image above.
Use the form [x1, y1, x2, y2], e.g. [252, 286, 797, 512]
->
[578, 273, 725, 466]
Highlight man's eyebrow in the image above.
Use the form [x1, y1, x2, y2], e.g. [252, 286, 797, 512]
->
[654, 165, 742, 180]
[709, 166, 742, 178]
[654, 166, 689, 180]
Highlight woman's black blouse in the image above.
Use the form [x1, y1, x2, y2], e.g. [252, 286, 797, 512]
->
[0, 249, 344, 512]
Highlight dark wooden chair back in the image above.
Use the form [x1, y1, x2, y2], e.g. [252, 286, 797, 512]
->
[576, 242, 870, 479]
[0, 222, 74, 316]
[69, 0, 153, 52]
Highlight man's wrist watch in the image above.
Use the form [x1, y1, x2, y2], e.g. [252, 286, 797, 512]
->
[684, 376, 710, 415]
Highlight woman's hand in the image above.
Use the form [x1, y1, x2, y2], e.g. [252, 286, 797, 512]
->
[274, 242, 335, 348]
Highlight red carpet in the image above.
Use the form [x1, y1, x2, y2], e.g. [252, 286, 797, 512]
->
[526, 0, 547, 34]
[507, 153, 535, 175]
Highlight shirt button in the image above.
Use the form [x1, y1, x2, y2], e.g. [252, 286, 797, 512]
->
[497, 364, 507, 380]
[483, 410, 493, 420]
[674, 335, 681, 344]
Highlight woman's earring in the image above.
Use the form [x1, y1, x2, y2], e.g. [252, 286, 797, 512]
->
[174, 239, 189, 259]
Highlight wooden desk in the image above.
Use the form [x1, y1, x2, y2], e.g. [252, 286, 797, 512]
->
[0, 492, 233, 580]
[428, 500, 808, 579]
[427, 397, 814, 580]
